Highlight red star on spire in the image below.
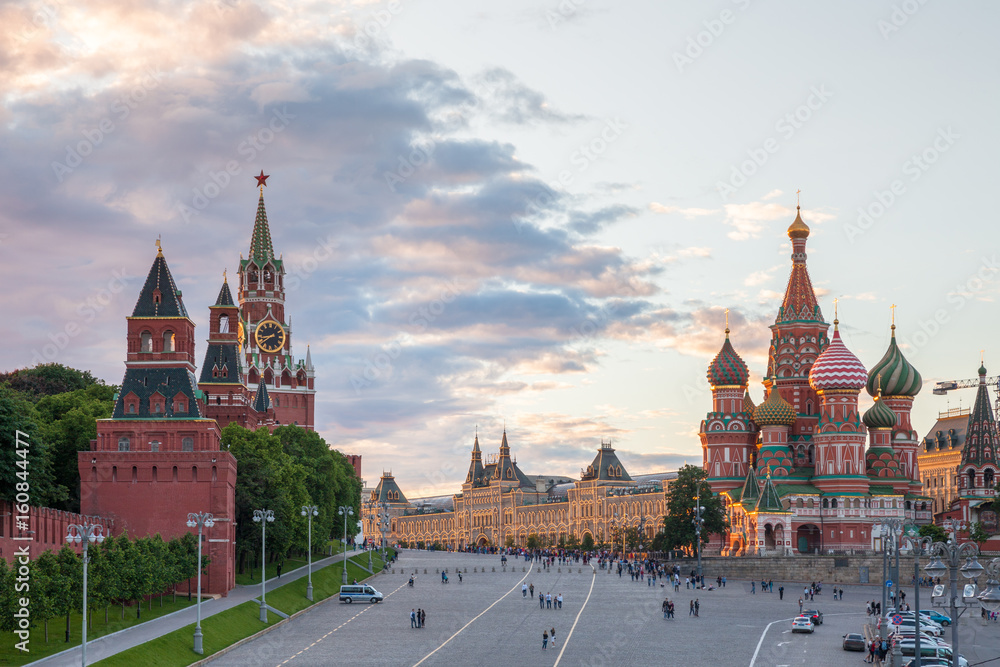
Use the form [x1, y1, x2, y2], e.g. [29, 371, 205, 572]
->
[255, 170, 269, 188]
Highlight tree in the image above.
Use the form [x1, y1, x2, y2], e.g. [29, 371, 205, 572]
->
[969, 521, 990, 547]
[526, 534, 540, 550]
[55, 545, 82, 642]
[565, 534, 580, 551]
[581, 533, 595, 551]
[0, 557, 13, 633]
[0, 363, 102, 400]
[661, 465, 727, 553]
[919, 523, 948, 544]
[505, 535, 515, 548]
[0, 384, 64, 507]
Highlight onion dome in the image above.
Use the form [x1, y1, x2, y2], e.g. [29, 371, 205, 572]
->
[742, 389, 756, 415]
[707, 328, 749, 387]
[753, 386, 797, 427]
[862, 392, 897, 430]
[808, 321, 867, 391]
[758, 445, 794, 476]
[866, 325, 921, 397]
[866, 447, 904, 478]
[787, 206, 810, 239]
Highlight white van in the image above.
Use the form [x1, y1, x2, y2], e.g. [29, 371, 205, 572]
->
[339, 584, 383, 604]
[898, 642, 968, 665]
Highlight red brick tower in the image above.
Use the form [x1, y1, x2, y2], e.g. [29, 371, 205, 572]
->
[82, 242, 237, 595]
[238, 173, 316, 429]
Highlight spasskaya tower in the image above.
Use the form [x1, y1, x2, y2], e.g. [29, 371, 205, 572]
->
[237, 171, 316, 428]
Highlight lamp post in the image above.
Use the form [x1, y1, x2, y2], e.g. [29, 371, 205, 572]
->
[338, 505, 354, 584]
[873, 518, 902, 644]
[66, 522, 105, 667]
[186, 512, 215, 654]
[898, 535, 934, 667]
[693, 483, 704, 580]
[378, 502, 390, 566]
[977, 557, 1000, 622]
[300, 506, 318, 601]
[922, 539, 984, 667]
[252, 509, 275, 623]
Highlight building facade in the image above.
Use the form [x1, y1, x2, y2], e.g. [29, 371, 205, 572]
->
[917, 407, 968, 517]
[79, 180, 317, 594]
[701, 207, 932, 556]
[362, 437, 674, 550]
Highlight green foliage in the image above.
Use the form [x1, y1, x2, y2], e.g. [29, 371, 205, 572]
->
[526, 534, 540, 550]
[919, 523, 948, 543]
[0, 558, 13, 632]
[661, 464, 728, 552]
[969, 521, 991, 545]
[0, 363, 103, 401]
[34, 384, 115, 512]
[581, 533, 595, 551]
[0, 384, 63, 506]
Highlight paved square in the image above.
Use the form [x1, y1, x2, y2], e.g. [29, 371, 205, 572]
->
[208, 551, 1000, 667]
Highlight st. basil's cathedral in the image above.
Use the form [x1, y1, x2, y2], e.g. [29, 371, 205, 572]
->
[701, 206, 935, 555]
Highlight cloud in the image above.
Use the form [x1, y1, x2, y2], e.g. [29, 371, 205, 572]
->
[648, 202, 717, 218]
[470, 67, 586, 125]
[722, 202, 793, 240]
[763, 189, 783, 200]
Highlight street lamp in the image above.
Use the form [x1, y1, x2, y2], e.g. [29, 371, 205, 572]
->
[978, 558, 1000, 614]
[873, 518, 902, 643]
[375, 501, 390, 567]
[66, 521, 105, 667]
[300, 506, 318, 601]
[899, 534, 933, 667]
[186, 512, 215, 654]
[923, 539, 982, 667]
[693, 484, 705, 581]
[338, 505, 354, 585]
[252, 509, 275, 623]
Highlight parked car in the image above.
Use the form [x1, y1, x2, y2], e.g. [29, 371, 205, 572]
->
[904, 657, 967, 667]
[791, 617, 814, 633]
[801, 609, 823, 625]
[897, 640, 966, 664]
[917, 609, 952, 626]
[842, 633, 866, 651]
[890, 617, 943, 636]
[889, 631, 946, 646]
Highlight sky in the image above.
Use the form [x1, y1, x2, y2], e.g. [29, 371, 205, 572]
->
[2, 0, 998, 499]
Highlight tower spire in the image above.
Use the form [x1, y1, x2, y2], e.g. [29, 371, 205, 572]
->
[249, 174, 275, 263]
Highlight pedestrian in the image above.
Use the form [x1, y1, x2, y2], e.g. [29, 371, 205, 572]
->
[778, 585, 784, 600]
[722, 575, 726, 588]
[542, 630, 548, 650]
[694, 599, 700, 617]
[530, 583, 534, 597]
[751, 581, 755, 594]
[550, 627, 557, 647]
[557, 593, 563, 609]
[416, 608, 422, 628]
[685, 577, 690, 589]
[689, 600, 694, 616]
[798, 598, 803, 613]
[539, 592, 544, 609]
[662, 598, 668, 619]
[667, 600, 674, 618]
[420, 608, 426, 627]
[276, 561, 282, 578]
[546, 592, 552, 609]
[410, 609, 417, 628]
[523, 583, 528, 598]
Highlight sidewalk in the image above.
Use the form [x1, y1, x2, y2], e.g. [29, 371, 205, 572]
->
[27, 552, 371, 667]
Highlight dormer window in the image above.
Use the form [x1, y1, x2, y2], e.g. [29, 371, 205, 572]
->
[128, 403, 136, 414]
[152, 289, 161, 304]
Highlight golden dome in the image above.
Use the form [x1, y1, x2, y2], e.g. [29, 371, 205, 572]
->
[787, 206, 810, 239]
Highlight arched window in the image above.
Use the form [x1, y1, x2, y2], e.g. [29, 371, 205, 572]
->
[140, 331, 153, 352]
[150, 440, 159, 452]
[969, 469, 977, 488]
[182, 437, 194, 452]
[128, 403, 136, 414]
[219, 314, 229, 333]
[162, 331, 175, 352]
[192, 466, 198, 482]
[985, 469, 995, 487]
[796, 498, 804, 508]
[808, 445, 815, 464]
[822, 498, 829, 509]
[118, 436, 130, 452]
[831, 498, 838, 508]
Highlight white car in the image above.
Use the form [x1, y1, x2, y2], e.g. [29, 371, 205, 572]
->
[890, 617, 943, 636]
[791, 617, 814, 633]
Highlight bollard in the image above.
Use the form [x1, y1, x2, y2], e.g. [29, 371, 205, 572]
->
[492, 566, 496, 572]
[523, 567, 526, 572]
[424, 569, 428, 574]
[558, 568, 561, 573]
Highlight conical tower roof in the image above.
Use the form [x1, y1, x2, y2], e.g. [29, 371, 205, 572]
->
[372, 471, 409, 505]
[742, 389, 756, 415]
[132, 244, 189, 318]
[739, 466, 760, 508]
[775, 207, 823, 324]
[215, 277, 235, 306]
[961, 364, 1000, 469]
[866, 325, 921, 397]
[249, 192, 275, 264]
[755, 474, 787, 513]
[252, 379, 271, 413]
[466, 433, 485, 487]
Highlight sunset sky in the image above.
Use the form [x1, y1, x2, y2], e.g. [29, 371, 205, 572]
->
[3, 1, 998, 497]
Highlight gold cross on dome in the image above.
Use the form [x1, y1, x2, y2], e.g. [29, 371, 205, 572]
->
[796, 189, 801, 207]
[223, 268, 227, 282]
[725, 308, 730, 333]
[155, 235, 162, 256]
[890, 303, 896, 326]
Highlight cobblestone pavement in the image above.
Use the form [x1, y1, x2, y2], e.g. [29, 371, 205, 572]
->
[209, 551, 1000, 667]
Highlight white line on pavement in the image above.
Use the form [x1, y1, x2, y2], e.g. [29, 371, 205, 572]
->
[411, 562, 535, 667]
[750, 617, 794, 667]
[552, 564, 596, 667]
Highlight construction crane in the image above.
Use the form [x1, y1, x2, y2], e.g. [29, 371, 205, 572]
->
[933, 375, 1000, 418]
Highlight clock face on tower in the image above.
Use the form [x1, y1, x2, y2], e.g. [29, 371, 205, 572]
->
[254, 321, 286, 354]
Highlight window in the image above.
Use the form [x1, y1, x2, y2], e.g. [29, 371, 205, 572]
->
[128, 403, 136, 414]
[140, 331, 153, 352]
[150, 440, 160, 452]
[182, 437, 194, 452]
[163, 331, 175, 352]
[118, 436, 130, 452]
[219, 314, 229, 333]
[192, 466, 198, 482]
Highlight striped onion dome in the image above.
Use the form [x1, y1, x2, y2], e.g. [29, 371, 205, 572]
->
[808, 323, 867, 391]
[866, 326, 921, 397]
[707, 329, 749, 387]
[862, 392, 897, 430]
[753, 386, 797, 426]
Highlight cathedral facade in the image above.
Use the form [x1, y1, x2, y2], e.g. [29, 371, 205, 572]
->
[80, 178, 316, 594]
[701, 207, 932, 556]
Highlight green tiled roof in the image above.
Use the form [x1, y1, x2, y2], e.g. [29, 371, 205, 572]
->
[755, 475, 790, 513]
[869, 485, 899, 496]
[132, 252, 189, 318]
[249, 193, 274, 263]
[773, 483, 821, 498]
[113, 368, 202, 419]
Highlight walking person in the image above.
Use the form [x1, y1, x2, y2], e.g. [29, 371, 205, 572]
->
[557, 593, 563, 609]
[751, 581, 755, 594]
[420, 608, 426, 628]
[778, 585, 784, 600]
[530, 583, 534, 597]
[522, 583, 528, 598]
[539, 592, 544, 609]
[546, 592, 552, 609]
[542, 630, 548, 650]
[416, 608, 422, 628]
[694, 599, 700, 617]
[662, 598, 669, 619]
[550, 627, 557, 647]
[798, 598, 803, 613]
[410, 609, 417, 628]
[689, 599, 694, 616]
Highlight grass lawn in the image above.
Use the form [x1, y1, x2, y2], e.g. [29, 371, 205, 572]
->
[0, 595, 196, 667]
[234, 549, 333, 586]
[93, 550, 395, 667]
